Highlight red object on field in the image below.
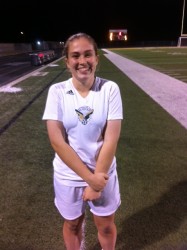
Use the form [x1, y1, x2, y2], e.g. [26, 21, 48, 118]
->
[38, 53, 44, 58]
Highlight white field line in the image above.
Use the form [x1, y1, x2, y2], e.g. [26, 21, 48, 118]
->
[103, 49, 187, 130]
[0, 57, 62, 93]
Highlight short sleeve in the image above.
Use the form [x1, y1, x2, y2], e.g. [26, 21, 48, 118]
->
[108, 82, 123, 120]
[42, 84, 63, 121]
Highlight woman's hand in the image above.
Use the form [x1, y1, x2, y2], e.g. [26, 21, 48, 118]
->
[87, 172, 109, 192]
[82, 186, 101, 201]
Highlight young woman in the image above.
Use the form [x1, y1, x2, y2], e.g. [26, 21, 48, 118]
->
[42, 33, 123, 250]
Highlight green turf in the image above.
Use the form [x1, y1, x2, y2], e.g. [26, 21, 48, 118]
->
[0, 49, 187, 250]
[109, 47, 187, 84]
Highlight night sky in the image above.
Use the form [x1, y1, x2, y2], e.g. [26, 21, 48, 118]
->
[0, 0, 186, 45]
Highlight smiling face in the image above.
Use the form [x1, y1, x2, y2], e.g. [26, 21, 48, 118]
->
[65, 37, 99, 85]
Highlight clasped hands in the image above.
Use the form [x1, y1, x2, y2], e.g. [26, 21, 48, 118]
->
[82, 172, 109, 201]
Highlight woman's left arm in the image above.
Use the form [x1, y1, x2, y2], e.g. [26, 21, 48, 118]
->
[94, 119, 122, 174]
[82, 119, 121, 201]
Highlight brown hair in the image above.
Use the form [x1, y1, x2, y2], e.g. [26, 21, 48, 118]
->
[63, 33, 98, 58]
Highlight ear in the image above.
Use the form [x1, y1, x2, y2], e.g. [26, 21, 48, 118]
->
[96, 54, 99, 66]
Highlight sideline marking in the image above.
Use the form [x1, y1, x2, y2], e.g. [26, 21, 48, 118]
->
[103, 49, 187, 130]
[0, 86, 22, 93]
[31, 72, 48, 76]
[0, 57, 62, 93]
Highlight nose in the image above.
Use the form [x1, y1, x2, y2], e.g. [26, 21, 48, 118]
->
[78, 56, 86, 64]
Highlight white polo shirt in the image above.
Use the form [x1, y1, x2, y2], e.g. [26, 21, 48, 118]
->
[42, 76, 123, 186]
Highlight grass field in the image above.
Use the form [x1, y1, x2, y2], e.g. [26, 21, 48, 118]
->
[0, 47, 187, 250]
[109, 47, 187, 84]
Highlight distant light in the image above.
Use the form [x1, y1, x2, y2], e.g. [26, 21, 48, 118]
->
[37, 41, 41, 45]
[20, 31, 24, 35]
[109, 29, 128, 42]
[109, 32, 113, 41]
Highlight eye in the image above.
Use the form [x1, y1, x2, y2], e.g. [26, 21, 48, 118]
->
[85, 52, 93, 58]
[72, 54, 79, 59]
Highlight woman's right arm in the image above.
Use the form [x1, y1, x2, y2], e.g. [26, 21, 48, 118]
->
[46, 120, 108, 190]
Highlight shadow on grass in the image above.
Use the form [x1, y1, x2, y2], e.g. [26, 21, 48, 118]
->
[116, 180, 187, 250]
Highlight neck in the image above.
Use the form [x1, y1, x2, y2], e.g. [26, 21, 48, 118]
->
[72, 76, 95, 93]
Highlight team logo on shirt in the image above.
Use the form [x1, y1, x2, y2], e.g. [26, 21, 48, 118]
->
[75, 106, 94, 125]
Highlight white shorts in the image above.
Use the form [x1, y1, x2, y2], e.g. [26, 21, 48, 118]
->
[54, 170, 121, 220]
